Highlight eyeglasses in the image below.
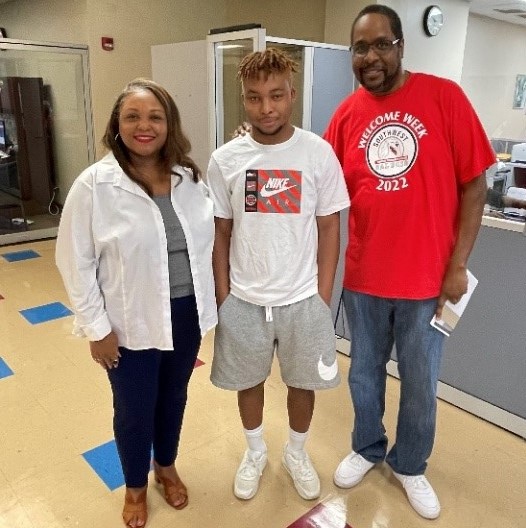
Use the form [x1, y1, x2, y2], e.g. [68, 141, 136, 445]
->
[349, 38, 401, 57]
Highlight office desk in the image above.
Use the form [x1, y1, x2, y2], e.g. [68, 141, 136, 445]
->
[0, 157, 19, 197]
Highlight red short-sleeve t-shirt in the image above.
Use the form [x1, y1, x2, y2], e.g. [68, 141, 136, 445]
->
[324, 73, 495, 299]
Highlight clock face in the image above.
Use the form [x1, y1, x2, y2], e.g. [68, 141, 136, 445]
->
[424, 5, 444, 37]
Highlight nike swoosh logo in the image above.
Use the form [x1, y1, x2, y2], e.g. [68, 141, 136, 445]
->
[318, 356, 338, 381]
[260, 185, 297, 198]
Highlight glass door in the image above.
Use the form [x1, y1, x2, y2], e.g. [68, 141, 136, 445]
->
[265, 39, 306, 130]
[207, 28, 266, 149]
[0, 39, 94, 245]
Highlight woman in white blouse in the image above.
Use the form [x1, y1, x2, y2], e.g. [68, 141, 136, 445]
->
[56, 78, 217, 528]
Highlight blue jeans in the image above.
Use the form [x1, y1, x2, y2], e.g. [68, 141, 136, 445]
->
[107, 295, 201, 488]
[343, 289, 445, 476]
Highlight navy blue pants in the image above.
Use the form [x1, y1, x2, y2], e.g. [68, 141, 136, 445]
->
[107, 295, 201, 488]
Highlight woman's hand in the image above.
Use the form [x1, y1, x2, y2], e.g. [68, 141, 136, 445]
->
[90, 331, 121, 369]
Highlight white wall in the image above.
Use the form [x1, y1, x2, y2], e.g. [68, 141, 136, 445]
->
[84, 0, 229, 157]
[151, 41, 209, 175]
[324, 0, 371, 45]
[0, 0, 88, 44]
[226, 0, 326, 42]
[386, 0, 469, 83]
[461, 14, 526, 141]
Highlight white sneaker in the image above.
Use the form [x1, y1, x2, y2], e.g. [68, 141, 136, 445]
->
[333, 451, 375, 488]
[282, 444, 321, 500]
[393, 472, 441, 519]
[234, 449, 268, 500]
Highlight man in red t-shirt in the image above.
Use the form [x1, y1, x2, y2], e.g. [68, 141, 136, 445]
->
[324, 4, 495, 520]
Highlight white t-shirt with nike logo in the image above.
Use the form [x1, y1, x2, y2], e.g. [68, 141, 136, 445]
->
[207, 127, 350, 307]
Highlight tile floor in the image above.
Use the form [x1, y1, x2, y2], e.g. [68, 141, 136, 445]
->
[0, 238, 525, 528]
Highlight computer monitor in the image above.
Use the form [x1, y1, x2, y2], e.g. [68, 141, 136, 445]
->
[0, 120, 6, 150]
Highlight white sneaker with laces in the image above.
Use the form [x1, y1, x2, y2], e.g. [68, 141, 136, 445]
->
[282, 444, 321, 500]
[234, 449, 268, 500]
[393, 471, 441, 519]
[333, 451, 375, 488]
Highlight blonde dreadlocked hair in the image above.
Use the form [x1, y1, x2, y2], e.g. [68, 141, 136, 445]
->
[237, 48, 299, 85]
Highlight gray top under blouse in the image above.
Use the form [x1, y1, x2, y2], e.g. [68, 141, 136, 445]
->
[153, 194, 194, 298]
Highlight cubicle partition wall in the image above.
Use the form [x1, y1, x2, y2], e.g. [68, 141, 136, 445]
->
[436, 222, 526, 437]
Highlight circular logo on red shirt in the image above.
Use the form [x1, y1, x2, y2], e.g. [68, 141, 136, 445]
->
[366, 124, 418, 178]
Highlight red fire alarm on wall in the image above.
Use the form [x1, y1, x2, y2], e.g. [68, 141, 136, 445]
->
[101, 37, 114, 51]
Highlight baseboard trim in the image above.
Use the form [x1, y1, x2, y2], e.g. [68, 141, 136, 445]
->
[0, 227, 58, 246]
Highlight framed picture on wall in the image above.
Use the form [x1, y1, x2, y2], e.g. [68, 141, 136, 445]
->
[512, 74, 526, 109]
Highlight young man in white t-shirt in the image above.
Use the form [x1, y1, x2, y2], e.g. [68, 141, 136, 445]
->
[207, 48, 350, 501]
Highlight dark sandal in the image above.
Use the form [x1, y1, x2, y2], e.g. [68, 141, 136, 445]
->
[154, 472, 188, 510]
[122, 488, 148, 527]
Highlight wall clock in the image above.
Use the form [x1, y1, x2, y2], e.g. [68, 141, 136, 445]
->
[423, 5, 444, 37]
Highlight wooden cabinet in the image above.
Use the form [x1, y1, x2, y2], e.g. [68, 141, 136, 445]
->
[0, 77, 54, 214]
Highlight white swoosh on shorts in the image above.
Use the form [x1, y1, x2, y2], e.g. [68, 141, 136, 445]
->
[260, 185, 297, 198]
[318, 356, 338, 381]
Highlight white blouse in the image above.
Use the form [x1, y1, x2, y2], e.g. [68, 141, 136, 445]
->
[56, 153, 217, 350]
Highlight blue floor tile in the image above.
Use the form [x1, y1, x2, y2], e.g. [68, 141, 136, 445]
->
[2, 249, 41, 262]
[20, 302, 73, 325]
[0, 358, 13, 379]
[83, 440, 125, 491]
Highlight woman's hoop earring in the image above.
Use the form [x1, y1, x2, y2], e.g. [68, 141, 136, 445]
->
[114, 133, 120, 141]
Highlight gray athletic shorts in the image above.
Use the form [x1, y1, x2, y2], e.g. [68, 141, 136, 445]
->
[211, 293, 340, 391]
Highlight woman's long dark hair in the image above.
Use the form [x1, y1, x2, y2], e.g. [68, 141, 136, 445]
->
[102, 78, 200, 194]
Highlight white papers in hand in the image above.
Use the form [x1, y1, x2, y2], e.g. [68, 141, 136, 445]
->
[430, 270, 478, 337]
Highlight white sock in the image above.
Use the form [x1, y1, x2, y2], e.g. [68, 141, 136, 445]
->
[244, 424, 267, 453]
[287, 428, 308, 452]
